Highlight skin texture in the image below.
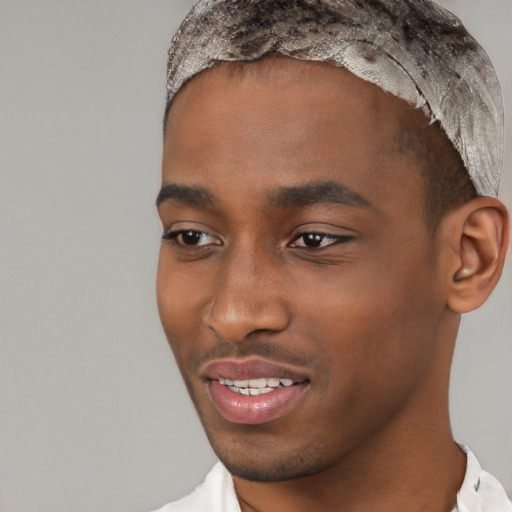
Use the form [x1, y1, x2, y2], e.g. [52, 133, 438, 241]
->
[157, 59, 509, 512]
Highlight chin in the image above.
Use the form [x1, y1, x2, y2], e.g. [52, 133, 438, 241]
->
[222, 457, 326, 483]
[207, 434, 333, 483]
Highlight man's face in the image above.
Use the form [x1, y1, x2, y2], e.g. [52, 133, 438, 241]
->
[157, 60, 450, 481]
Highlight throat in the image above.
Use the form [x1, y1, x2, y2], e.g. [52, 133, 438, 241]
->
[232, 435, 466, 512]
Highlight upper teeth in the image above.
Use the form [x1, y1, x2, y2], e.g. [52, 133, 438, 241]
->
[219, 377, 296, 388]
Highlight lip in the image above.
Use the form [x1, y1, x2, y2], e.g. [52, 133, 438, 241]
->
[202, 358, 310, 425]
[202, 358, 310, 382]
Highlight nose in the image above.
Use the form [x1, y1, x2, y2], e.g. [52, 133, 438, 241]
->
[204, 245, 289, 343]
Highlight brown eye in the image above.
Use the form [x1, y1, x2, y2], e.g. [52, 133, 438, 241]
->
[303, 233, 324, 247]
[181, 230, 204, 245]
[162, 229, 221, 247]
[291, 233, 352, 248]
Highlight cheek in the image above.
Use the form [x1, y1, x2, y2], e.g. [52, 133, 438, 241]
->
[156, 252, 210, 362]
[306, 289, 434, 381]
[294, 276, 439, 449]
[291, 244, 442, 393]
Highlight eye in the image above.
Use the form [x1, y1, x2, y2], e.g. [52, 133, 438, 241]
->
[162, 229, 221, 247]
[290, 232, 352, 248]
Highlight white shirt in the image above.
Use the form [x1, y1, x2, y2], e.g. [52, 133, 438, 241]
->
[152, 446, 511, 512]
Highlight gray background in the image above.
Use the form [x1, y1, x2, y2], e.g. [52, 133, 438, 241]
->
[0, 1, 510, 511]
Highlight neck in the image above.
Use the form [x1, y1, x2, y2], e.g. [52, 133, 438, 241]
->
[233, 315, 466, 512]
[235, 432, 465, 512]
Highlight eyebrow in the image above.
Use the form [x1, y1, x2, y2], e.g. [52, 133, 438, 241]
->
[270, 181, 374, 210]
[156, 180, 374, 211]
[156, 183, 216, 208]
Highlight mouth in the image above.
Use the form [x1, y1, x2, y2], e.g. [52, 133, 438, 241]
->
[218, 376, 302, 395]
[202, 359, 310, 425]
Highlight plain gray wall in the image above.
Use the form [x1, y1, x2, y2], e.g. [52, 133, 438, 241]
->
[0, 1, 510, 511]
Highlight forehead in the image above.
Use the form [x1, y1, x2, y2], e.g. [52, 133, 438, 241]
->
[167, 57, 425, 128]
[164, 59, 431, 203]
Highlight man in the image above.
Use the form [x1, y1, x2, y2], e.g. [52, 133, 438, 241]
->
[153, 0, 510, 511]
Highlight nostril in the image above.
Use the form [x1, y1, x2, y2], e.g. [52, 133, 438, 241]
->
[247, 328, 274, 337]
[204, 294, 290, 343]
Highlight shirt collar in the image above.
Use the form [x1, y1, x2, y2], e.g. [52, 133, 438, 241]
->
[455, 444, 483, 512]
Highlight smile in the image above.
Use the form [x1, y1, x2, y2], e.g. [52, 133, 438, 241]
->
[218, 377, 299, 396]
[202, 359, 310, 425]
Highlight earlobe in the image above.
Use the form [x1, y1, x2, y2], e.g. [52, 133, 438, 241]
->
[446, 197, 510, 314]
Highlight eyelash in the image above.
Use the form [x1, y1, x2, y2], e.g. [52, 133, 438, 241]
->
[290, 232, 353, 248]
[162, 229, 220, 247]
[162, 229, 353, 249]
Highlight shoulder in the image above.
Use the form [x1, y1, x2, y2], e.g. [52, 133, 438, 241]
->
[456, 445, 511, 512]
[150, 487, 208, 512]
[478, 469, 512, 512]
[150, 462, 240, 512]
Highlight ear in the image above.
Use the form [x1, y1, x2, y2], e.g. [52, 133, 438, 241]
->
[443, 197, 510, 314]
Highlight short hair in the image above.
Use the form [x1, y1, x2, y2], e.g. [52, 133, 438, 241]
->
[164, 0, 502, 225]
[393, 106, 477, 228]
